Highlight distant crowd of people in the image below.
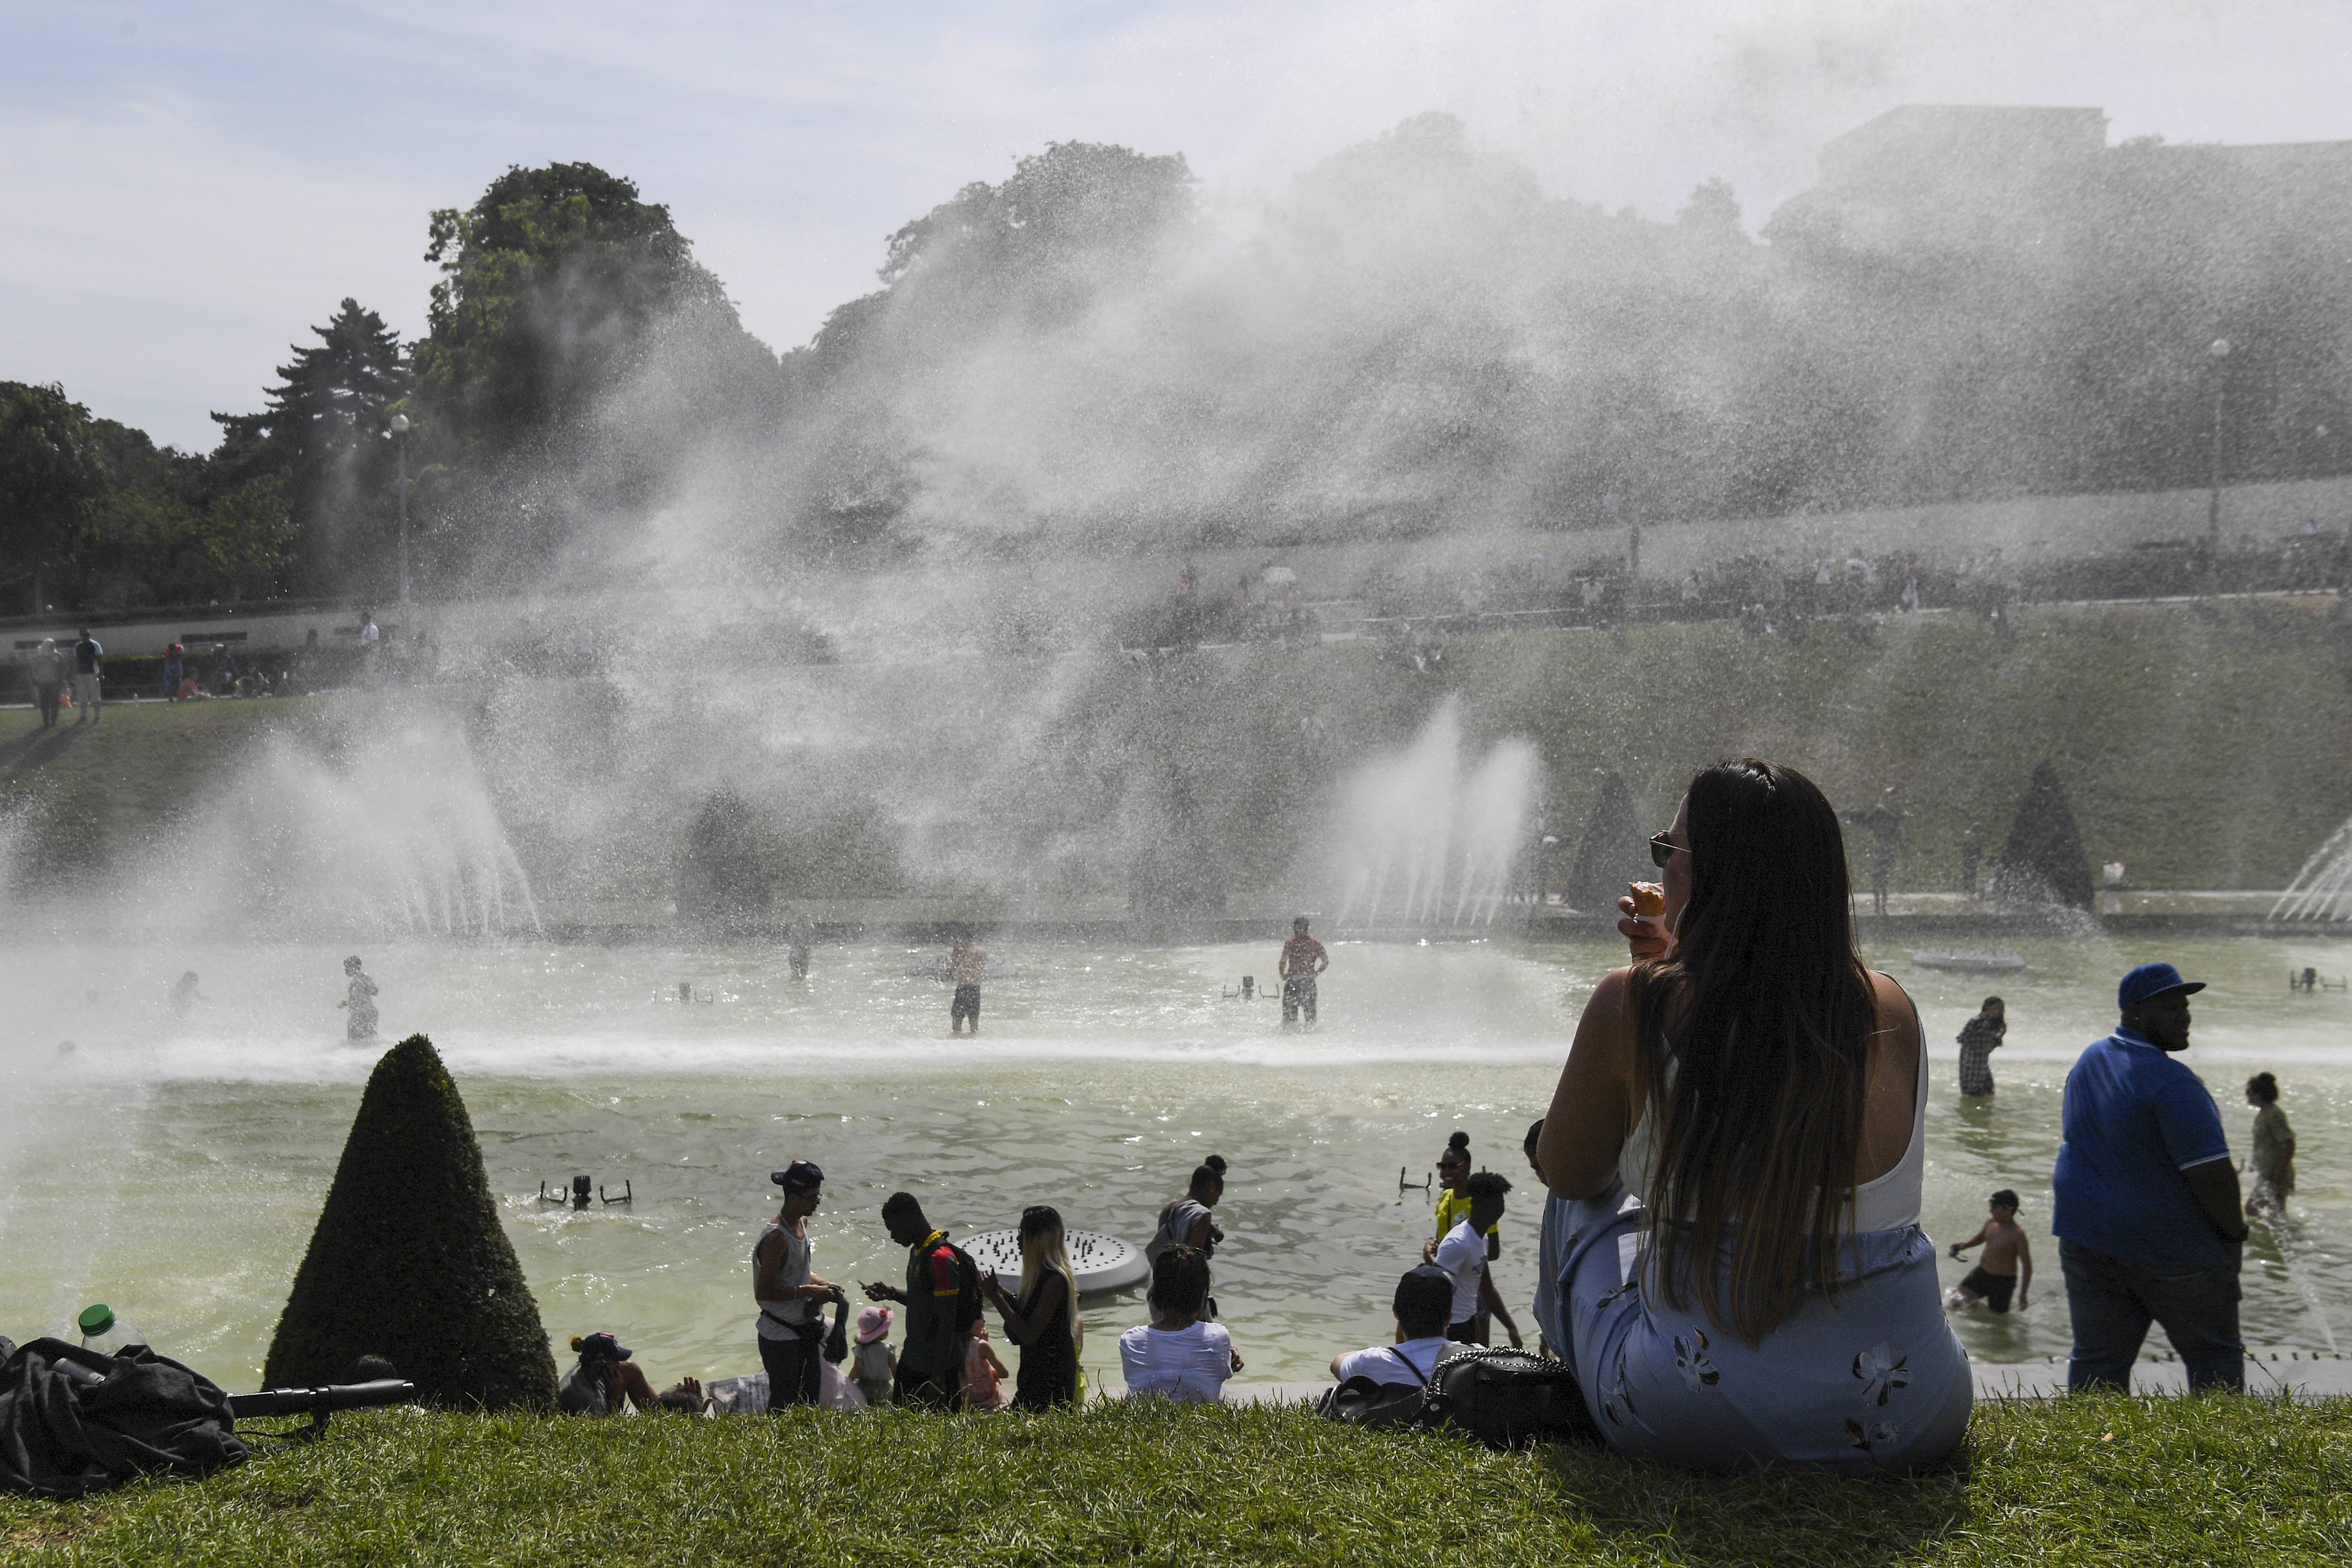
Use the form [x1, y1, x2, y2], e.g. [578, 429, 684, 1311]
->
[12, 614, 446, 722]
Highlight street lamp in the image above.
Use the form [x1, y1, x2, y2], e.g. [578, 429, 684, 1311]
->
[388, 421, 411, 639]
[2206, 338, 2231, 551]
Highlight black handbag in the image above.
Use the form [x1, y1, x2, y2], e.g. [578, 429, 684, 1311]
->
[822, 1297, 851, 1365]
[1314, 1341, 1438, 1429]
[1319, 1346, 1600, 1449]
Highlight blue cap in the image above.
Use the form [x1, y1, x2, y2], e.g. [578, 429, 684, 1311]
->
[2119, 962, 2205, 1010]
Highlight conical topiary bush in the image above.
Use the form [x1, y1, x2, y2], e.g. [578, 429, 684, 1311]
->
[678, 787, 772, 933]
[1566, 771, 1648, 913]
[262, 1035, 556, 1407]
[1130, 764, 1227, 919]
[1996, 760, 2094, 909]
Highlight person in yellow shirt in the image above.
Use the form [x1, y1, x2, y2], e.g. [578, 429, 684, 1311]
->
[1424, 1130, 1506, 1341]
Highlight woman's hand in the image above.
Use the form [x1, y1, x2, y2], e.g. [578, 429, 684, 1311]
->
[1615, 893, 1673, 962]
[1229, 1348, 1244, 1373]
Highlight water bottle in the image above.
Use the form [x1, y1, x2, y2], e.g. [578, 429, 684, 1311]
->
[76, 1303, 146, 1357]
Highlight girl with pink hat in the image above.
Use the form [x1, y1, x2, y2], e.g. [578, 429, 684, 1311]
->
[851, 1306, 896, 1407]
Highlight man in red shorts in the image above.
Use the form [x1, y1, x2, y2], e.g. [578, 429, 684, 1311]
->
[1278, 916, 1328, 1029]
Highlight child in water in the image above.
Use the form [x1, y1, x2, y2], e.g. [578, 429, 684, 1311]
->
[2246, 1073, 2297, 1216]
[341, 955, 379, 1040]
[1946, 1190, 2033, 1313]
[959, 1319, 1009, 1410]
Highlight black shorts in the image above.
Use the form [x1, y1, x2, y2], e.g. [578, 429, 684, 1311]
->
[951, 983, 981, 1021]
[1960, 1266, 2016, 1313]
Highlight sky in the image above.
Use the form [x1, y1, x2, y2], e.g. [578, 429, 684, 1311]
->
[5, 0, 2352, 452]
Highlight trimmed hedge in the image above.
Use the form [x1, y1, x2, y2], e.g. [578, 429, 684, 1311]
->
[261, 1035, 556, 1407]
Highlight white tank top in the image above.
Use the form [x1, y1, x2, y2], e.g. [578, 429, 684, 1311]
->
[755, 1219, 814, 1338]
[1619, 1032, 1928, 1233]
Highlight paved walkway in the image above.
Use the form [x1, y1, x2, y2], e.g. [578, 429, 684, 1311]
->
[1124, 1355, 2352, 1408]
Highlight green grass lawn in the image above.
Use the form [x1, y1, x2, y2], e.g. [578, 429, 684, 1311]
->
[0, 694, 330, 892]
[5, 1396, 2348, 1566]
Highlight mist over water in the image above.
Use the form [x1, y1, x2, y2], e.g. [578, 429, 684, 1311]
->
[1331, 697, 1537, 930]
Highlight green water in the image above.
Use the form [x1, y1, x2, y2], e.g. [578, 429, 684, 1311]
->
[2, 934, 2345, 1387]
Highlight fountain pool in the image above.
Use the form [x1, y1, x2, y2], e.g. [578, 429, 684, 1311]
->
[2, 933, 2346, 1387]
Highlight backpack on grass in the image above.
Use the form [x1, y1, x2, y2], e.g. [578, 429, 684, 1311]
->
[1319, 1347, 1601, 1449]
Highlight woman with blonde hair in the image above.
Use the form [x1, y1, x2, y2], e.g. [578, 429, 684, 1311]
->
[1536, 759, 1970, 1471]
[979, 1204, 1081, 1408]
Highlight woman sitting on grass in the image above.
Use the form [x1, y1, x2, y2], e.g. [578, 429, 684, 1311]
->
[1118, 1246, 1240, 1403]
[1536, 758, 1971, 1472]
[557, 1332, 679, 1416]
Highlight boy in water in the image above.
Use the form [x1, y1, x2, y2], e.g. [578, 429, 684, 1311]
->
[1946, 1189, 2033, 1313]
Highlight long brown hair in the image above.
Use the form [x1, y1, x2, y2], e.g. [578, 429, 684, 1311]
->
[1629, 759, 1880, 1343]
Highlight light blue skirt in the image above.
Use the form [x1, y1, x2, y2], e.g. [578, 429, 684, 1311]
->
[1538, 1187, 1972, 1473]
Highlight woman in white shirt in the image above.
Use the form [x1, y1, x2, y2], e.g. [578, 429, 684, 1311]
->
[1119, 1245, 1241, 1402]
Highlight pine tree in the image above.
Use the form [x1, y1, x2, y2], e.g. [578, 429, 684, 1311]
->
[263, 1035, 556, 1407]
[262, 299, 410, 596]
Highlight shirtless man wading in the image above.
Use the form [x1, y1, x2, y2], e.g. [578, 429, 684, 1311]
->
[1277, 917, 1328, 1029]
[949, 932, 987, 1036]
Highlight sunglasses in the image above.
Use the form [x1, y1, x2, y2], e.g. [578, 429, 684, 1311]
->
[1648, 832, 1687, 869]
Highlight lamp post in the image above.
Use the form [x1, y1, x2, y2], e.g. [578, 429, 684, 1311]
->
[2206, 338, 2231, 552]
[389, 413, 411, 631]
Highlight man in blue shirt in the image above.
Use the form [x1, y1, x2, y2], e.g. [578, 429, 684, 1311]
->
[2052, 962, 2247, 1392]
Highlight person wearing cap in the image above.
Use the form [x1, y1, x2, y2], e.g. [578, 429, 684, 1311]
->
[558, 1332, 664, 1415]
[2051, 962, 2247, 1393]
[755, 1160, 845, 1408]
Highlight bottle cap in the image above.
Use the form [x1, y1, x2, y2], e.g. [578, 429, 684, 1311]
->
[77, 1304, 115, 1335]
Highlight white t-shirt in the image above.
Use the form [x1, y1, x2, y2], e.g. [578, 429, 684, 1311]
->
[1334, 1336, 1449, 1386]
[1118, 1320, 1233, 1402]
[1433, 1220, 1486, 1325]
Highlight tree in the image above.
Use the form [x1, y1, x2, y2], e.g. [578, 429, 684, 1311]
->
[409, 162, 775, 568]
[413, 163, 741, 458]
[1567, 772, 1650, 913]
[677, 788, 773, 932]
[1676, 178, 1748, 246]
[0, 381, 109, 612]
[261, 299, 409, 596]
[879, 141, 1194, 316]
[264, 1035, 557, 1408]
[1128, 764, 1226, 922]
